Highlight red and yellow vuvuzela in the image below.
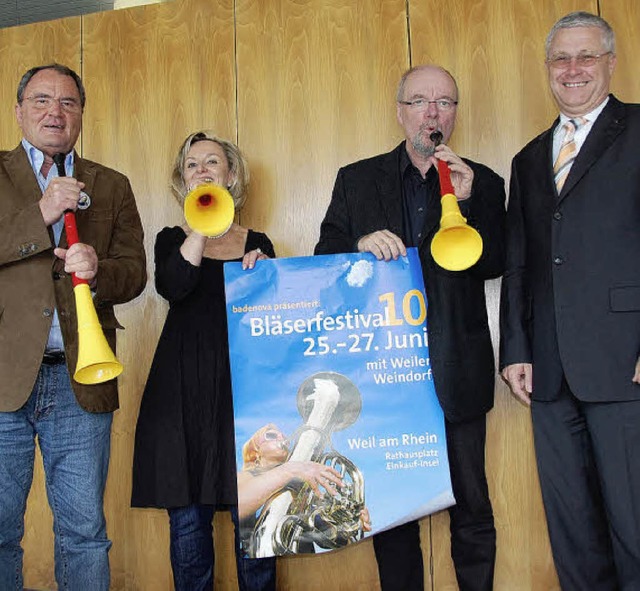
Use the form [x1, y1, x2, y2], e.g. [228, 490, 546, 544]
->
[53, 153, 123, 385]
[429, 131, 483, 272]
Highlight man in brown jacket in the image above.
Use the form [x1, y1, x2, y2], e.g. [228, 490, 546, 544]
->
[0, 64, 146, 591]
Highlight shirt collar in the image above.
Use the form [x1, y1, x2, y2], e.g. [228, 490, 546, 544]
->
[401, 142, 437, 182]
[21, 138, 74, 178]
[558, 95, 609, 127]
[400, 142, 413, 175]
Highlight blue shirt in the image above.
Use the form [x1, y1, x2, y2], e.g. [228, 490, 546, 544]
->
[21, 139, 74, 353]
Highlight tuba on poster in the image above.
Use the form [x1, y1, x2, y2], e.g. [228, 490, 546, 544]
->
[225, 248, 454, 557]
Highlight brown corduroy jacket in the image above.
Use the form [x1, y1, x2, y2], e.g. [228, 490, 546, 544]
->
[0, 145, 146, 413]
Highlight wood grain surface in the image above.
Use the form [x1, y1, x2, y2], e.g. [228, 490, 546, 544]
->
[1, 0, 636, 588]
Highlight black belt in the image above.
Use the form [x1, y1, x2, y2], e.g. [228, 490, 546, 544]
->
[42, 351, 66, 365]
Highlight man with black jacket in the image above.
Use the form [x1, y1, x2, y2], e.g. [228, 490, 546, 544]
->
[315, 64, 505, 591]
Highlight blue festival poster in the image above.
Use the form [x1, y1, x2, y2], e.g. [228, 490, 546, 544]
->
[225, 248, 454, 558]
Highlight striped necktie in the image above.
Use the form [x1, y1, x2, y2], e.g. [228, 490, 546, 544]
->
[554, 117, 586, 191]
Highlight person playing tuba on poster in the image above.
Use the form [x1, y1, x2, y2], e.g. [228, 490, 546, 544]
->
[238, 374, 372, 557]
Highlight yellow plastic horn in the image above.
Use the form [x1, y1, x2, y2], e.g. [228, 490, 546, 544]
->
[53, 152, 123, 385]
[73, 283, 123, 384]
[184, 183, 235, 237]
[430, 193, 483, 271]
[428, 131, 483, 271]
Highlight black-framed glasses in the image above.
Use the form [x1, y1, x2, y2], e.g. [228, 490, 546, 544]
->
[23, 94, 82, 113]
[546, 52, 612, 69]
[398, 98, 458, 112]
[263, 430, 281, 441]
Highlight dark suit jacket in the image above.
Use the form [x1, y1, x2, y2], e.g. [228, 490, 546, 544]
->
[315, 142, 506, 422]
[0, 145, 147, 413]
[500, 95, 640, 402]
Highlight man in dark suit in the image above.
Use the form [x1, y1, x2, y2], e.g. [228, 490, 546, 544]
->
[315, 64, 506, 591]
[500, 11, 640, 590]
[0, 64, 146, 590]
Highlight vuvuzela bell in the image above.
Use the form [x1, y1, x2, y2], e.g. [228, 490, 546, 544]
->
[73, 283, 123, 384]
[430, 192, 483, 271]
[184, 183, 235, 237]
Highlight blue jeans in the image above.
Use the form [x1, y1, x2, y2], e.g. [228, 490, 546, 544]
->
[168, 504, 276, 591]
[0, 363, 113, 591]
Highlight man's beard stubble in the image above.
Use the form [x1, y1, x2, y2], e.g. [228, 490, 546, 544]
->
[412, 124, 436, 158]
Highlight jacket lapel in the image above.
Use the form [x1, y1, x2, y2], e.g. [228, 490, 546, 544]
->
[4, 145, 57, 246]
[534, 118, 560, 200]
[559, 95, 625, 202]
[73, 153, 97, 196]
[4, 145, 43, 204]
[374, 144, 405, 241]
[58, 153, 97, 249]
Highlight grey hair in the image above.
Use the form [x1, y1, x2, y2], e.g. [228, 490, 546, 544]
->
[170, 131, 249, 210]
[546, 12, 615, 58]
[396, 65, 459, 102]
[17, 63, 86, 109]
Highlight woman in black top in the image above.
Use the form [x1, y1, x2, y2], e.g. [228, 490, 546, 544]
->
[132, 131, 276, 591]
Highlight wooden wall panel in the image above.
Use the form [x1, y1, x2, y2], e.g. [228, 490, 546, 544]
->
[601, 0, 640, 103]
[235, 0, 409, 259]
[0, 18, 81, 591]
[7, 0, 637, 589]
[80, 0, 236, 588]
[408, 1, 594, 590]
[235, 0, 407, 588]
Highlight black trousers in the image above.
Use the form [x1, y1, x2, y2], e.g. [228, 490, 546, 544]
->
[373, 415, 496, 591]
[532, 378, 640, 591]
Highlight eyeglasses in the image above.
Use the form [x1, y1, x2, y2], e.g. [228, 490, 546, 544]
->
[398, 98, 458, 112]
[546, 52, 612, 69]
[22, 95, 82, 113]
[262, 430, 281, 441]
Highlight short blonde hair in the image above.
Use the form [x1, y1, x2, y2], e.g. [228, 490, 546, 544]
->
[170, 131, 250, 210]
[242, 423, 279, 470]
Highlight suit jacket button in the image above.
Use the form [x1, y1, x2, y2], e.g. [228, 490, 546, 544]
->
[553, 211, 562, 220]
[53, 272, 61, 280]
[43, 308, 53, 317]
[553, 256, 564, 265]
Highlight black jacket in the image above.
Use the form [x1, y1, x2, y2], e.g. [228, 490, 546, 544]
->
[500, 96, 640, 402]
[315, 142, 506, 422]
